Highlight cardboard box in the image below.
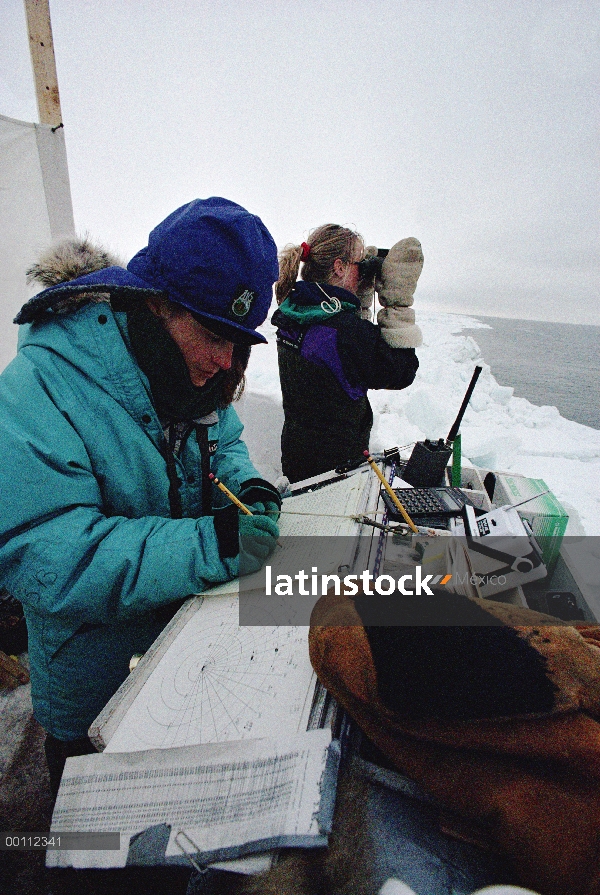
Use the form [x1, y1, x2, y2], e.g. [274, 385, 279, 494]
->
[444, 465, 494, 510]
[492, 474, 568, 570]
[455, 466, 487, 492]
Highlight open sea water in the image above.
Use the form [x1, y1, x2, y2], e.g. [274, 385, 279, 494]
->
[461, 316, 600, 430]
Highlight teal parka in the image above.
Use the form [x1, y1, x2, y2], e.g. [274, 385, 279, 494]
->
[0, 294, 258, 740]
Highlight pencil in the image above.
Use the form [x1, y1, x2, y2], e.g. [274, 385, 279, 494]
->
[209, 473, 283, 547]
[363, 451, 419, 534]
[209, 473, 253, 514]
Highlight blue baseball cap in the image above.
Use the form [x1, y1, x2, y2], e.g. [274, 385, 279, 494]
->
[127, 197, 278, 345]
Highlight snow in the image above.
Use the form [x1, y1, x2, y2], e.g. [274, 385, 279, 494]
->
[238, 307, 600, 536]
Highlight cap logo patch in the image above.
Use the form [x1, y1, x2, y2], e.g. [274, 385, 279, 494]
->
[230, 287, 255, 319]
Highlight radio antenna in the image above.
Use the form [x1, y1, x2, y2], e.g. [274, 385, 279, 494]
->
[446, 366, 482, 444]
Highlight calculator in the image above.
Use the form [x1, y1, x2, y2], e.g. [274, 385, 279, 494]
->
[381, 486, 474, 525]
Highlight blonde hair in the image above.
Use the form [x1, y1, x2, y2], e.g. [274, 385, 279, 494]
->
[275, 224, 364, 304]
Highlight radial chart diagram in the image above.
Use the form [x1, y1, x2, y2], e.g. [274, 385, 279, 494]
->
[111, 596, 314, 751]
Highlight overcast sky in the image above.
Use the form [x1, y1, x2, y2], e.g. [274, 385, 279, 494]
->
[2, 0, 599, 324]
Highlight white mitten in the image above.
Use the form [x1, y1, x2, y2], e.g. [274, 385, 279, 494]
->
[356, 245, 378, 320]
[376, 237, 423, 347]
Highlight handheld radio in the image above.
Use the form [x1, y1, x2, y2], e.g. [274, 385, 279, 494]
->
[401, 366, 482, 487]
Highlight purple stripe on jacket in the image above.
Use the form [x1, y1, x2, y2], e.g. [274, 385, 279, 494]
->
[302, 325, 366, 401]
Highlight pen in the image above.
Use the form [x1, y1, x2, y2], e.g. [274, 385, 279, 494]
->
[363, 451, 419, 534]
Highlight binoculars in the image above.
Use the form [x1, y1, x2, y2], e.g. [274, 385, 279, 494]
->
[357, 248, 389, 281]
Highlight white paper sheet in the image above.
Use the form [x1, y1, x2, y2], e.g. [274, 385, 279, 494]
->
[48, 729, 332, 870]
[280, 470, 372, 536]
[105, 594, 316, 754]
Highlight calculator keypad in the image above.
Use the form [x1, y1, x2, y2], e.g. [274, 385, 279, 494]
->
[381, 487, 472, 521]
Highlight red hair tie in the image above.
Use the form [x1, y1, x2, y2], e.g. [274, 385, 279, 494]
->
[300, 241, 311, 261]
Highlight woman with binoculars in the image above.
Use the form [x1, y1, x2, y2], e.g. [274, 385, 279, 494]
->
[272, 223, 423, 483]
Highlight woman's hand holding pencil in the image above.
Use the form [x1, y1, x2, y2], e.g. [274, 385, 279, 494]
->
[209, 473, 282, 570]
[209, 473, 253, 515]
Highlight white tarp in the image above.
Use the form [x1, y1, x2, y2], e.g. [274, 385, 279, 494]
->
[0, 114, 75, 371]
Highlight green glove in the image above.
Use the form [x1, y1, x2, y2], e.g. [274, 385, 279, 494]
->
[239, 513, 280, 576]
[238, 478, 282, 522]
[246, 499, 281, 521]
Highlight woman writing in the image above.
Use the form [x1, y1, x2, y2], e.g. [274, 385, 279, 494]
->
[272, 224, 422, 483]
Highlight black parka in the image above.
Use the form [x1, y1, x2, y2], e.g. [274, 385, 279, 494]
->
[272, 282, 419, 483]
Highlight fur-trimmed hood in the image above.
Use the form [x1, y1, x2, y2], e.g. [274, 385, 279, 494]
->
[16, 238, 162, 325]
[26, 237, 123, 289]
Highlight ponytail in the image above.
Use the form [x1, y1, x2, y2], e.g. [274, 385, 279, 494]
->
[275, 243, 304, 305]
[275, 224, 363, 304]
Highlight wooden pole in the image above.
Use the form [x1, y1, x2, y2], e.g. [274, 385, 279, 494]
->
[24, 0, 63, 127]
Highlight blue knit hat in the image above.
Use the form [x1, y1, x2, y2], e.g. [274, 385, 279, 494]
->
[127, 197, 278, 345]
